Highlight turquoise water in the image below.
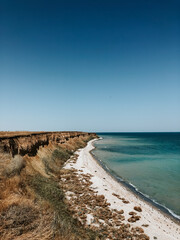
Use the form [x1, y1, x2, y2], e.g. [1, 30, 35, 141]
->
[93, 133, 180, 219]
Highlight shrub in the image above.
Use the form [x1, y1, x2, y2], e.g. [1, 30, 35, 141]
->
[52, 148, 70, 162]
[42, 157, 55, 175]
[4, 155, 25, 177]
[41, 148, 71, 175]
[29, 174, 65, 205]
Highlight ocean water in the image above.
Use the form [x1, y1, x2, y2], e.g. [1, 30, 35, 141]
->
[92, 132, 180, 219]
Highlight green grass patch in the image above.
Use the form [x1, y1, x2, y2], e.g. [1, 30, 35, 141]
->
[52, 148, 71, 162]
[28, 174, 98, 239]
[42, 147, 72, 175]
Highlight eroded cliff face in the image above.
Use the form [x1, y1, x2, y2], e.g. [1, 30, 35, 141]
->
[0, 131, 96, 157]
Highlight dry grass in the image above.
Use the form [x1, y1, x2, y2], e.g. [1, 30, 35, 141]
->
[0, 131, 88, 138]
[0, 152, 11, 176]
[0, 196, 55, 240]
[0, 131, 45, 138]
[0, 135, 98, 240]
[4, 155, 25, 177]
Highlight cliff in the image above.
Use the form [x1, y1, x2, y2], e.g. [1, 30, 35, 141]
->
[0, 131, 96, 157]
[0, 131, 98, 240]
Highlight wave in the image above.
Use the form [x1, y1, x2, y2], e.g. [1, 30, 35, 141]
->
[92, 145, 180, 221]
[127, 181, 180, 220]
[115, 172, 180, 221]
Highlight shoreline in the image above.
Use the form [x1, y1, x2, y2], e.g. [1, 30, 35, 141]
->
[90, 139, 180, 223]
[64, 139, 180, 239]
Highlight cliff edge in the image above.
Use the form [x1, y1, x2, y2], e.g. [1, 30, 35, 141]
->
[0, 131, 96, 157]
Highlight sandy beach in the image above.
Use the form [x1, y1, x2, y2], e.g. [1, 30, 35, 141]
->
[64, 139, 180, 240]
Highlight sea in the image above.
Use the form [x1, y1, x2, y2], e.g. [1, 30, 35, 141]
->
[92, 132, 180, 220]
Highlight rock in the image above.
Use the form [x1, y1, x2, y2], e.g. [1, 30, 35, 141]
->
[118, 210, 124, 214]
[128, 215, 141, 223]
[134, 206, 142, 212]
[142, 224, 149, 227]
[129, 211, 137, 215]
[140, 234, 150, 240]
[135, 227, 144, 233]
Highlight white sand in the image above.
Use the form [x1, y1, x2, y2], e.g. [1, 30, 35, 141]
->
[65, 139, 180, 240]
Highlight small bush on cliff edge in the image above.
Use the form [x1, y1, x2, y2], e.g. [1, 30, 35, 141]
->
[4, 155, 25, 177]
[52, 148, 71, 162]
[42, 147, 72, 175]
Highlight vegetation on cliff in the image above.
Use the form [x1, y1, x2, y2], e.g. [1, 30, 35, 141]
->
[0, 132, 98, 240]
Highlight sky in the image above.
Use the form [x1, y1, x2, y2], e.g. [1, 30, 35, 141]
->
[0, 0, 180, 132]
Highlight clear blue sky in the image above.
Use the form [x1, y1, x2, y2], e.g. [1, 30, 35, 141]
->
[0, 0, 179, 132]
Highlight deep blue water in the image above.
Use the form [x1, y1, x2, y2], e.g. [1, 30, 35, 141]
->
[93, 132, 180, 218]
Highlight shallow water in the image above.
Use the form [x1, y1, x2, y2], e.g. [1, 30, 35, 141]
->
[93, 132, 180, 218]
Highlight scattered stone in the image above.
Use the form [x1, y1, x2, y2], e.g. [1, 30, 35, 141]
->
[128, 215, 141, 223]
[129, 211, 137, 215]
[140, 234, 150, 240]
[134, 206, 142, 212]
[118, 210, 124, 214]
[142, 224, 149, 227]
[135, 227, 144, 233]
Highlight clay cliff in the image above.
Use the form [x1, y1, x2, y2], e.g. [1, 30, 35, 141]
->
[0, 131, 96, 157]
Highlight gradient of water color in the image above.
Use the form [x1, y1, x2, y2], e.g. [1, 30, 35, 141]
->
[93, 132, 180, 218]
